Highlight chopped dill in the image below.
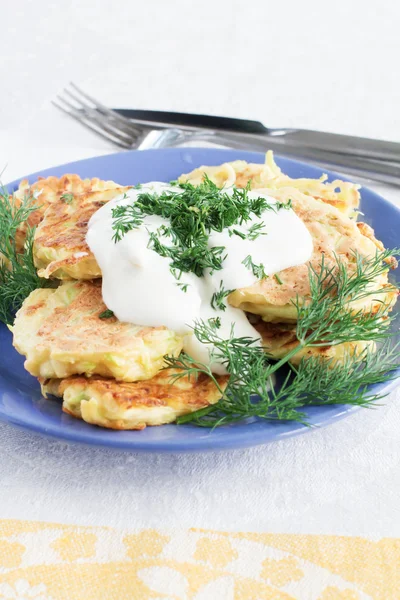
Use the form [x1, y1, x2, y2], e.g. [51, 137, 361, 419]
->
[112, 204, 144, 242]
[111, 178, 287, 279]
[99, 309, 114, 319]
[242, 255, 268, 280]
[247, 222, 266, 240]
[60, 192, 74, 204]
[209, 316, 222, 329]
[229, 228, 247, 240]
[210, 281, 233, 311]
[176, 282, 189, 293]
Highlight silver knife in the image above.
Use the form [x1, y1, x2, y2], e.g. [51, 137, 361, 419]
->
[115, 109, 400, 164]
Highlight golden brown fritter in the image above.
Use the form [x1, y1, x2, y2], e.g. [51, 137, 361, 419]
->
[34, 187, 130, 280]
[228, 188, 397, 322]
[12, 280, 183, 382]
[40, 370, 228, 430]
[12, 174, 124, 251]
[178, 151, 361, 217]
[253, 319, 374, 364]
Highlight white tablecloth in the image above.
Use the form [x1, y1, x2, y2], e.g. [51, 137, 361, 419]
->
[0, 2, 399, 598]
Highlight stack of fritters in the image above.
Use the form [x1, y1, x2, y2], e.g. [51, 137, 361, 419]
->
[12, 165, 397, 429]
[12, 175, 228, 429]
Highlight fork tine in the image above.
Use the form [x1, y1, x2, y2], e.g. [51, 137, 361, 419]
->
[64, 88, 143, 137]
[55, 95, 139, 146]
[52, 99, 133, 149]
[68, 82, 144, 135]
[59, 91, 141, 141]
[64, 82, 168, 134]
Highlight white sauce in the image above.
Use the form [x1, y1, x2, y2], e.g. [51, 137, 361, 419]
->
[87, 182, 313, 374]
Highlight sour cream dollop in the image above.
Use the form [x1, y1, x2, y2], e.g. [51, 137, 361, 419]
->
[86, 183, 313, 374]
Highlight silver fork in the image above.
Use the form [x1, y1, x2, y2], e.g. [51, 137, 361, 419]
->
[52, 83, 156, 149]
[52, 83, 400, 186]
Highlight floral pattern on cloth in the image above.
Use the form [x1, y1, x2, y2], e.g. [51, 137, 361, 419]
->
[0, 520, 397, 599]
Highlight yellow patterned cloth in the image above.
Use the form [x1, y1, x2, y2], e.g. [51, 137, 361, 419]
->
[0, 520, 398, 599]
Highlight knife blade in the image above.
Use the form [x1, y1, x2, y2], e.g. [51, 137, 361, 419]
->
[114, 109, 400, 164]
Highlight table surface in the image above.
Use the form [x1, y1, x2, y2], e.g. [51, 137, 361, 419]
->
[1, 0, 399, 540]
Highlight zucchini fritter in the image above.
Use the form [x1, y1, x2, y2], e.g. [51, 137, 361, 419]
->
[253, 319, 375, 364]
[228, 188, 397, 322]
[12, 280, 183, 382]
[34, 187, 130, 280]
[178, 151, 360, 217]
[12, 173, 124, 252]
[40, 370, 228, 430]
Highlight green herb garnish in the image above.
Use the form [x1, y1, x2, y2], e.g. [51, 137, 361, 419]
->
[229, 228, 247, 240]
[111, 178, 287, 278]
[242, 255, 268, 280]
[209, 316, 222, 330]
[274, 273, 283, 285]
[229, 221, 266, 241]
[60, 193, 74, 204]
[111, 204, 144, 242]
[247, 222, 266, 240]
[210, 281, 234, 311]
[0, 186, 50, 325]
[99, 309, 114, 319]
[164, 250, 400, 427]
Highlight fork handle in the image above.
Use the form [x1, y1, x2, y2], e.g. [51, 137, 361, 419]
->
[142, 129, 400, 187]
[267, 128, 400, 163]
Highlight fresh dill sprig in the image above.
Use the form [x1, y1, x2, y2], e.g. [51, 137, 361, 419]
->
[295, 251, 399, 346]
[210, 281, 233, 311]
[174, 338, 400, 427]
[289, 339, 400, 407]
[0, 185, 49, 325]
[111, 178, 287, 278]
[164, 249, 400, 427]
[242, 255, 268, 280]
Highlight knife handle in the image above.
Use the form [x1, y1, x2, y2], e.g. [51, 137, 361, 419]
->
[268, 128, 400, 163]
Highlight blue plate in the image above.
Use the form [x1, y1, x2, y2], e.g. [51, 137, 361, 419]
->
[1, 148, 399, 452]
